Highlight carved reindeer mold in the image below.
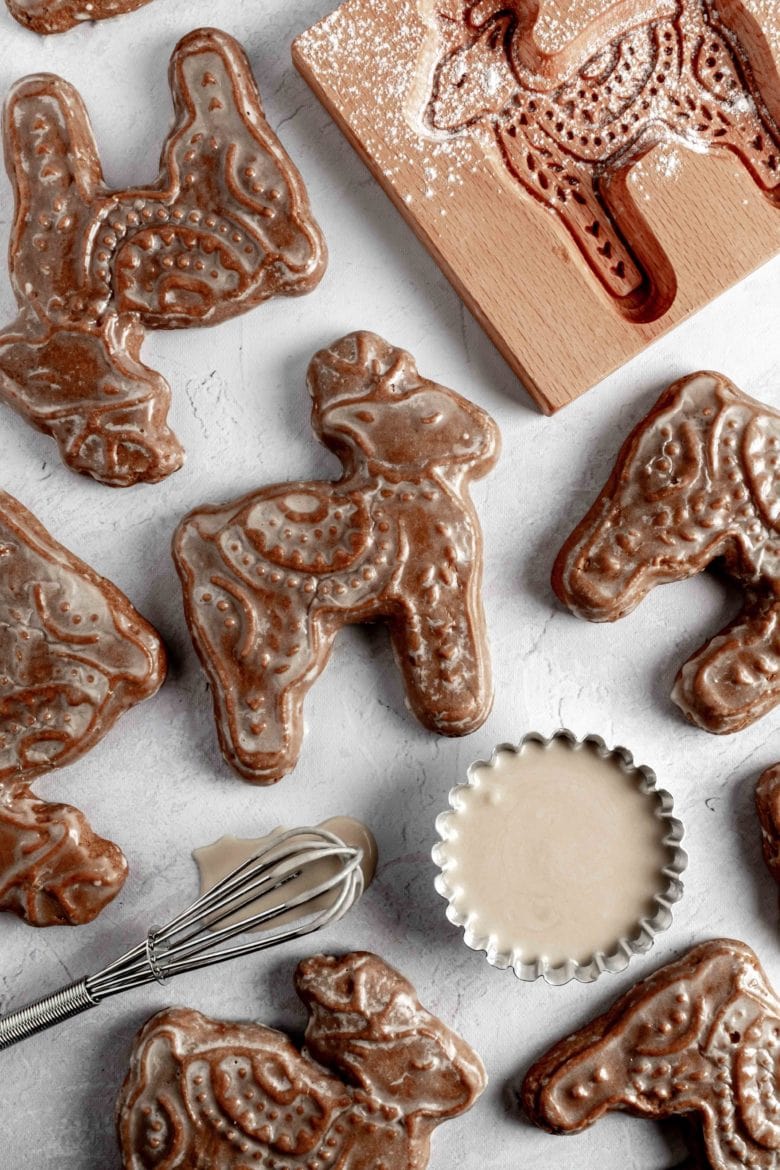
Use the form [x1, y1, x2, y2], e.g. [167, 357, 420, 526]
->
[425, 0, 780, 322]
[522, 938, 780, 1170]
[173, 331, 500, 784]
[756, 763, 780, 886]
[117, 951, 487, 1170]
[553, 372, 780, 735]
[6, 0, 153, 32]
[0, 490, 165, 926]
[0, 28, 327, 487]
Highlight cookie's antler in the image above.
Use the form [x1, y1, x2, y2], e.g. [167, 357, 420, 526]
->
[0, 75, 184, 485]
[105, 29, 327, 327]
[3, 74, 101, 325]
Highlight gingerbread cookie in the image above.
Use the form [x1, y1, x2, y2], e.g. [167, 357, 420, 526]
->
[522, 938, 780, 1170]
[117, 951, 487, 1170]
[0, 490, 165, 925]
[173, 330, 499, 784]
[0, 28, 326, 487]
[426, 0, 780, 322]
[553, 372, 780, 734]
[6, 0, 152, 32]
[756, 763, 780, 886]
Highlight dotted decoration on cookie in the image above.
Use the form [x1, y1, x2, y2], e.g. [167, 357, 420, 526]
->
[0, 491, 165, 927]
[553, 371, 780, 736]
[522, 938, 780, 1170]
[0, 28, 326, 487]
[117, 952, 487, 1170]
[173, 331, 500, 784]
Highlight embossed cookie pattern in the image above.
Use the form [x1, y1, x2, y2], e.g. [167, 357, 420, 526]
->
[117, 952, 487, 1170]
[6, 0, 153, 32]
[173, 331, 499, 784]
[554, 371, 780, 735]
[0, 28, 327, 486]
[0, 491, 165, 926]
[522, 938, 780, 1170]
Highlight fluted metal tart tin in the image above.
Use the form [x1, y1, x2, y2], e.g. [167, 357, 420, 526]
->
[432, 730, 688, 985]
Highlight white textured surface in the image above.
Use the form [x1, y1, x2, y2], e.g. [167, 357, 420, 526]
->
[0, 3, 778, 1167]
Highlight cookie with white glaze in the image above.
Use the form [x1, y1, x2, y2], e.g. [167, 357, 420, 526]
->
[554, 372, 780, 734]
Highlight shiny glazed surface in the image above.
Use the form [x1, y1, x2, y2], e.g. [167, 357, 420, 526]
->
[0, 489, 165, 925]
[116, 951, 487, 1170]
[0, 27, 326, 486]
[173, 330, 499, 784]
[523, 938, 780, 1170]
[554, 371, 780, 734]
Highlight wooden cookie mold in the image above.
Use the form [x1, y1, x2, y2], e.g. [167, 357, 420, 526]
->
[294, 0, 780, 411]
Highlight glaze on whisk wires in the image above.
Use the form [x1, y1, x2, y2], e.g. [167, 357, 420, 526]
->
[0, 827, 365, 1051]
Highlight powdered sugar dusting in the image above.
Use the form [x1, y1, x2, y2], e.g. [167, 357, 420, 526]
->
[295, 0, 500, 209]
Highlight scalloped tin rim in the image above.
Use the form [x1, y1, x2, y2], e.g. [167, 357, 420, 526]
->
[432, 729, 688, 986]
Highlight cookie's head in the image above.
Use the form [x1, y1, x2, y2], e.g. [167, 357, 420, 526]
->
[307, 331, 499, 481]
[296, 952, 486, 1120]
[553, 373, 749, 622]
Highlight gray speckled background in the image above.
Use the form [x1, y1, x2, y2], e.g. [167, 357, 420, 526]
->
[0, 2, 778, 1167]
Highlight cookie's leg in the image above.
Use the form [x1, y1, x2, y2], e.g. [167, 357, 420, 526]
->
[0, 786, 128, 927]
[390, 561, 492, 737]
[672, 595, 780, 733]
[174, 520, 336, 783]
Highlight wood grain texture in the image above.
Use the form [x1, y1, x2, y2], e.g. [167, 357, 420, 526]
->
[293, 0, 780, 412]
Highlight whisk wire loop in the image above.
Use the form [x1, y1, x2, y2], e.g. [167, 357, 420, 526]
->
[0, 826, 365, 1051]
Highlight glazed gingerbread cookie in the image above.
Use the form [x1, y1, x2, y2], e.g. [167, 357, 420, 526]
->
[117, 951, 487, 1170]
[173, 330, 500, 783]
[522, 938, 780, 1170]
[6, 0, 152, 32]
[0, 490, 165, 926]
[554, 372, 780, 734]
[756, 764, 780, 886]
[0, 28, 326, 487]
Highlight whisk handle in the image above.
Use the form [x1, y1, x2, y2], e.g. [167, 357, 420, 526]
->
[0, 979, 98, 1051]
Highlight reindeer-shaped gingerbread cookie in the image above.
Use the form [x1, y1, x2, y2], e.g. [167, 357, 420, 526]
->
[0, 28, 326, 486]
[554, 372, 780, 735]
[118, 951, 487, 1170]
[426, 0, 780, 321]
[174, 331, 499, 783]
[0, 491, 165, 926]
[523, 938, 780, 1170]
[6, 0, 153, 32]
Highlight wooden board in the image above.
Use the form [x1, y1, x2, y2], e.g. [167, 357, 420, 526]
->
[293, 0, 780, 412]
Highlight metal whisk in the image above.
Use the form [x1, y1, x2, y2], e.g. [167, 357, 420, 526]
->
[0, 826, 365, 1051]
